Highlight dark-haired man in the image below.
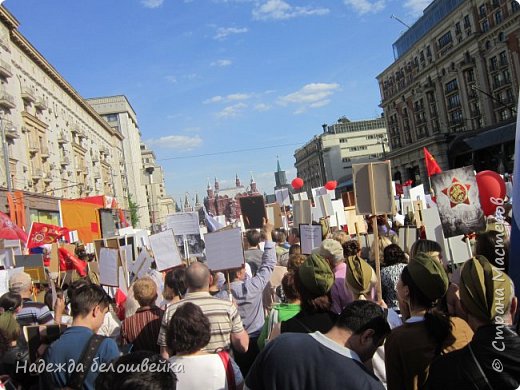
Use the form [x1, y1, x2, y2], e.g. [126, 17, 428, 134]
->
[41, 285, 120, 390]
[245, 301, 389, 389]
[244, 229, 263, 276]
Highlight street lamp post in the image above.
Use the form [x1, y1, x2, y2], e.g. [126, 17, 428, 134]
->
[377, 135, 388, 160]
[145, 166, 155, 233]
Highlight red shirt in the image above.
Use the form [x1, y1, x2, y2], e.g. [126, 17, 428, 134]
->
[121, 306, 164, 353]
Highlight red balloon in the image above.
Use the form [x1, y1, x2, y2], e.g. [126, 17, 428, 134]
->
[291, 177, 304, 190]
[476, 170, 506, 216]
[324, 181, 337, 190]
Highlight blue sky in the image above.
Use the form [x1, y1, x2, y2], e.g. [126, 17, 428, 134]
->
[5, 0, 432, 205]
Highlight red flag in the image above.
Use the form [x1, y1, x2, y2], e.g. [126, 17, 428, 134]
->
[423, 147, 442, 177]
[0, 211, 28, 242]
[27, 222, 69, 248]
[58, 247, 87, 277]
[114, 288, 127, 321]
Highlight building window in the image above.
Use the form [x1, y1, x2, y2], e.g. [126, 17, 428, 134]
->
[455, 22, 461, 34]
[426, 45, 432, 57]
[465, 68, 475, 82]
[499, 51, 508, 66]
[105, 114, 118, 122]
[438, 31, 453, 49]
[447, 94, 461, 109]
[513, 1, 520, 13]
[495, 10, 503, 24]
[482, 19, 489, 32]
[463, 15, 471, 29]
[339, 138, 348, 143]
[490, 56, 498, 71]
[445, 79, 458, 93]
[342, 157, 351, 163]
[349, 146, 368, 152]
[479, 4, 487, 18]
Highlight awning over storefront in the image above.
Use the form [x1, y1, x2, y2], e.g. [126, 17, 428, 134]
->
[449, 121, 516, 156]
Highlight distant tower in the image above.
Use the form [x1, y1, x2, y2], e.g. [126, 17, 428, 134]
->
[274, 157, 288, 189]
[214, 177, 220, 192]
[236, 173, 241, 187]
[195, 193, 201, 208]
[184, 194, 191, 211]
[207, 179, 214, 198]
[250, 173, 258, 193]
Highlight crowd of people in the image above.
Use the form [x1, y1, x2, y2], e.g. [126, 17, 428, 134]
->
[0, 217, 518, 390]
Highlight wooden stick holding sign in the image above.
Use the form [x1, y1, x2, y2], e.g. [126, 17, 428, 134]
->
[353, 162, 394, 302]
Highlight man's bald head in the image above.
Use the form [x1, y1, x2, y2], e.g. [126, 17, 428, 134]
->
[185, 262, 211, 291]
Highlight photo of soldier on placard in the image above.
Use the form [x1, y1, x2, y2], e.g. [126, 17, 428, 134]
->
[431, 166, 486, 238]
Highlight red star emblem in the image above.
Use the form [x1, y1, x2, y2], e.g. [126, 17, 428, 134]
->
[441, 177, 471, 208]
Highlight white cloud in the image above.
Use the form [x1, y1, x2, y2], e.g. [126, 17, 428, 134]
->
[254, 103, 271, 112]
[403, 0, 432, 16]
[141, 0, 164, 8]
[204, 93, 250, 104]
[343, 0, 386, 15]
[165, 75, 177, 84]
[253, 0, 329, 21]
[146, 135, 202, 150]
[216, 103, 248, 118]
[210, 59, 233, 67]
[214, 27, 249, 40]
[227, 93, 251, 101]
[278, 82, 339, 113]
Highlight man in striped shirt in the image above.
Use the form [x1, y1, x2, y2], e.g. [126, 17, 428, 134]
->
[121, 277, 163, 353]
[9, 272, 55, 326]
[158, 261, 249, 358]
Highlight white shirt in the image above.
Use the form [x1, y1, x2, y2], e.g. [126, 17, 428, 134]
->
[169, 354, 243, 390]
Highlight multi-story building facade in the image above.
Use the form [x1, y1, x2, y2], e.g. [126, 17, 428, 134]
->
[140, 143, 175, 231]
[0, 6, 126, 227]
[294, 117, 389, 194]
[377, 0, 519, 188]
[87, 96, 151, 229]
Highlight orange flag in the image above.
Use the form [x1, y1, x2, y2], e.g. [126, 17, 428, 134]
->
[423, 147, 442, 177]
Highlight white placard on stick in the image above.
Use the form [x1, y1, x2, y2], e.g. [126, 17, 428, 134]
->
[293, 200, 312, 226]
[165, 212, 200, 236]
[130, 248, 154, 280]
[300, 224, 323, 255]
[99, 248, 119, 287]
[330, 200, 347, 228]
[410, 185, 426, 210]
[448, 236, 473, 264]
[266, 203, 283, 228]
[317, 194, 333, 217]
[149, 229, 183, 272]
[275, 188, 291, 207]
[293, 192, 308, 201]
[204, 227, 244, 271]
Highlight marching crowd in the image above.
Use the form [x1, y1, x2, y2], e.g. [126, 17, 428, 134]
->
[0, 218, 518, 390]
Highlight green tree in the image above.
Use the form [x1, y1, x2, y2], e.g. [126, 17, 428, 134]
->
[128, 194, 140, 227]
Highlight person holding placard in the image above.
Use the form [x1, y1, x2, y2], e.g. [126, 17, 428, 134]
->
[158, 262, 249, 358]
[217, 221, 276, 377]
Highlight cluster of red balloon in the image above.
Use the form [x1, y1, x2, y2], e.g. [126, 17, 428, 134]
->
[291, 178, 338, 191]
[475, 170, 507, 216]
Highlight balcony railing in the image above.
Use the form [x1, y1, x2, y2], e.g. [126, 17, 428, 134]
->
[0, 90, 15, 110]
[34, 98, 48, 111]
[21, 86, 36, 102]
[0, 59, 12, 78]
